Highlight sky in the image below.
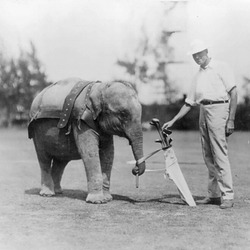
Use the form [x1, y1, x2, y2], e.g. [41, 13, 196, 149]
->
[0, 0, 250, 103]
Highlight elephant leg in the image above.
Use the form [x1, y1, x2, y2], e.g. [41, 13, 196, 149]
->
[51, 159, 68, 194]
[33, 140, 55, 196]
[73, 125, 106, 204]
[99, 135, 114, 202]
[38, 158, 55, 197]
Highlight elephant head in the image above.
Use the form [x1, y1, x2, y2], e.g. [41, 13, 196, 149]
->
[87, 81, 146, 176]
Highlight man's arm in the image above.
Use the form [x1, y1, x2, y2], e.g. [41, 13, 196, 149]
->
[162, 104, 192, 129]
[226, 86, 237, 137]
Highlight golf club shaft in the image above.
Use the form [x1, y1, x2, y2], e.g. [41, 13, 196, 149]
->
[136, 174, 139, 188]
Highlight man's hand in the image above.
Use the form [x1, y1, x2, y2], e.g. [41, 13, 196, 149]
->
[226, 119, 235, 137]
[162, 104, 191, 131]
[162, 120, 175, 130]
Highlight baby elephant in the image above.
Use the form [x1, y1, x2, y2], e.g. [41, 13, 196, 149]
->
[28, 78, 146, 204]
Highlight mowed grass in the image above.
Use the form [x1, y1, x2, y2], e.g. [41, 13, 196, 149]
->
[0, 128, 249, 250]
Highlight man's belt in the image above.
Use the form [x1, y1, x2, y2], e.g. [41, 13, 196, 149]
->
[200, 100, 229, 105]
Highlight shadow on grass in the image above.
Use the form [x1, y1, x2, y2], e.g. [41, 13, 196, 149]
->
[133, 194, 201, 205]
[157, 194, 205, 205]
[25, 188, 88, 200]
[25, 188, 204, 206]
[25, 188, 136, 203]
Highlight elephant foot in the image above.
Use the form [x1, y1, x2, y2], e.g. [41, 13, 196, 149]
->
[40, 185, 55, 197]
[86, 192, 107, 204]
[54, 186, 63, 194]
[103, 190, 113, 202]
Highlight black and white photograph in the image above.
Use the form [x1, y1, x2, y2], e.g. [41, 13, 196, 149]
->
[0, 0, 249, 249]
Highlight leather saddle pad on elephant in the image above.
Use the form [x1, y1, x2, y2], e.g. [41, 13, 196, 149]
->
[29, 77, 93, 125]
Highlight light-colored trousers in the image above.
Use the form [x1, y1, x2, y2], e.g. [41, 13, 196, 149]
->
[199, 103, 234, 200]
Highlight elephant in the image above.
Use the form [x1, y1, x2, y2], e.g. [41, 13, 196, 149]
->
[28, 78, 146, 204]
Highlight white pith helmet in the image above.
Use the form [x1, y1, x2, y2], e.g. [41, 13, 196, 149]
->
[188, 39, 208, 55]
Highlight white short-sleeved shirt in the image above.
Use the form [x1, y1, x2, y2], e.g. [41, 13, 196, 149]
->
[185, 60, 236, 106]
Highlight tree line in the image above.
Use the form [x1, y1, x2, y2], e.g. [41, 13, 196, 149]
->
[0, 41, 249, 131]
[0, 42, 51, 126]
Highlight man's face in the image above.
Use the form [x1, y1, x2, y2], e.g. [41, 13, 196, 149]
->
[192, 50, 208, 66]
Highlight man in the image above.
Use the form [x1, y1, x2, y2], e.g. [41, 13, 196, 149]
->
[162, 40, 237, 209]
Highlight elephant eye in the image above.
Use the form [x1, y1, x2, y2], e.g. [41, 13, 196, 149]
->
[120, 110, 130, 120]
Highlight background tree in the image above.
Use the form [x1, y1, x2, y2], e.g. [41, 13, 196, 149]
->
[234, 76, 250, 130]
[117, 1, 186, 104]
[242, 76, 250, 105]
[0, 42, 51, 126]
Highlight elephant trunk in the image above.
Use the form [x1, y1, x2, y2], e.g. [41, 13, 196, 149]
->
[128, 127, 146, 176]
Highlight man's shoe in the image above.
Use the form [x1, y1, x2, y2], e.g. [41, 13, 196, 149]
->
[196, 197, 221, 205]
[220, 200, 234, 209]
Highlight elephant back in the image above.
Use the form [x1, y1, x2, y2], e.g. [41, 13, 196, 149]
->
[28, 78, 98, 139]
[30, 78, 82, 119]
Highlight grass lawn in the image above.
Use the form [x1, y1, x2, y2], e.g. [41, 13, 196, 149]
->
[0, 128, 249, 250]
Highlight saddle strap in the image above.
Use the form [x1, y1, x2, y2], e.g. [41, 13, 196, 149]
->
[57, 80, 92, 129]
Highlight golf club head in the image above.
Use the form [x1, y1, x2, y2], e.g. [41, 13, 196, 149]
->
[155, 139, 163, 144]
[162, 128, 173, 147]
[150, 118, 160, 127]
[163, 128, 172, 135]
[150, 118, 172, 149]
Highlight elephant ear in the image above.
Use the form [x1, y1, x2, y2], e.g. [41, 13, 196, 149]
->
[88, 87, 102, 120]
